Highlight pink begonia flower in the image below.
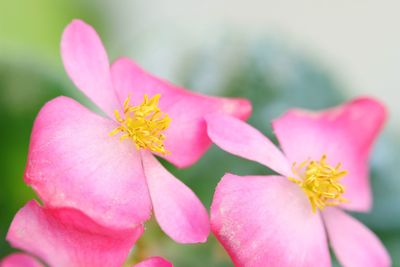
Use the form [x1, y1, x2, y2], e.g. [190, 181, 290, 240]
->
[5, 200, 173, 267]
[206, 97, 391, 267]
[0, 253, 43, 267]
[0, 254, 172, 267]
[24, 20, 251, 243]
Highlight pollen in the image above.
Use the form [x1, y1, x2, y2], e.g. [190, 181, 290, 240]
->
[109, 94, 171, 155]
[288, 155, 347, 213]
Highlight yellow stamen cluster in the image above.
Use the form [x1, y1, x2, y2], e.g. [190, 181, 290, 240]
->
[289, 155, 347, 213]
[110, 94, 171, 155]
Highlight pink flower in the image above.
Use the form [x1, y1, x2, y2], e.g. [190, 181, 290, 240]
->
[24, 19, 251, 243]
[1, 253, 43, 267]
[206, 97, 390, 267]
[3, 200, 173, 267]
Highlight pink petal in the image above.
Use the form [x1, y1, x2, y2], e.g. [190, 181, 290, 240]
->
[111, 58, 252, 168]
[7, 201, 143, 267]
[272, 97, 387, 211]
[1, 253, 44, 267]
[25, 96, 151, 228]
[323, 207, 390, 267]
[211, 174, 330, 267]
[133, 257, 173, 267]
[206, 114, 292, 177]
[141, 151, 210, 243]
[61, 19, 120, 116]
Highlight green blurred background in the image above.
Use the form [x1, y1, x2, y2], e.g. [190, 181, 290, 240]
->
[1, 1, 399, 266]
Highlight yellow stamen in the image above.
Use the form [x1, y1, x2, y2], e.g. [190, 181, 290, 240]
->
[110, 94, 171, 155]
[288, 155, 347, 213]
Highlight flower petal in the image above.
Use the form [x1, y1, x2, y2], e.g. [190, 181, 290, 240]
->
[7, 201, 143, 267]
[211, 174, 330, 267]
[323, 207, 390, 267]
[272, 97, 387, 211]
[1, 253, 44, 267]
[141, 151, 210, 243]
[25, 96, 151, 228]
[133, 257, 173, 267]
[206, 114, 292, 176]
[111, 58, 252, 168]
[61, 19, 120, 116]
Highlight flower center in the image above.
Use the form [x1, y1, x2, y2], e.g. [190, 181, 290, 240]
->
[110, 94, 171, 155]
[288, 155, 347, 213]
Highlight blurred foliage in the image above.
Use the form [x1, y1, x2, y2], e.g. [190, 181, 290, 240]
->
[0, 1, 104, 62]
[0, 2, 399, 267]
